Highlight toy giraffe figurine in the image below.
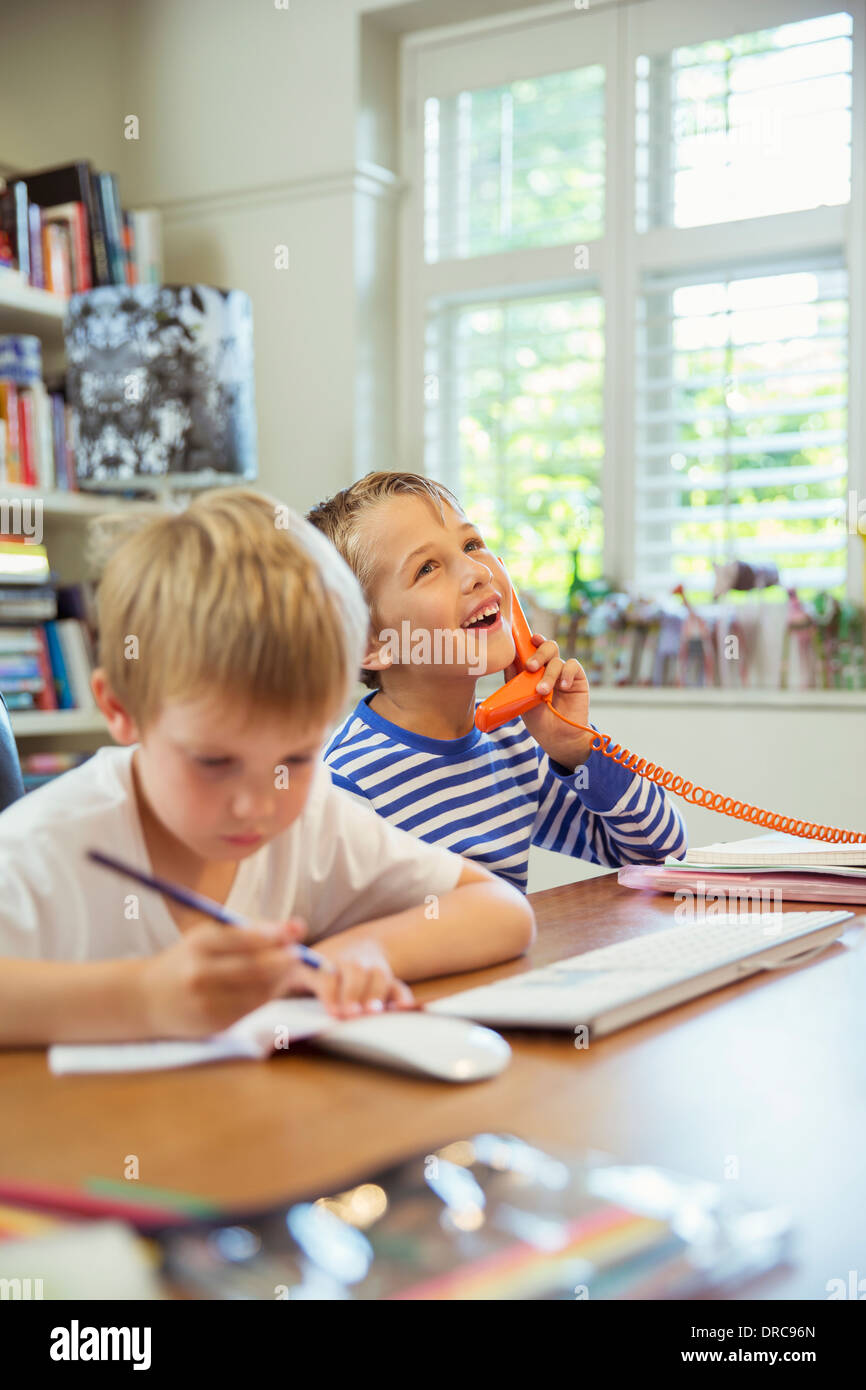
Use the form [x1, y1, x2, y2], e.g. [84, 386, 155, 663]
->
[781, 587, 818, 689]
[672, 583, 717, 686]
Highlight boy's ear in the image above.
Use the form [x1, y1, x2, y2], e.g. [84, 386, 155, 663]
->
[361, 622, 395, 674]
[90, 668, 141, 745]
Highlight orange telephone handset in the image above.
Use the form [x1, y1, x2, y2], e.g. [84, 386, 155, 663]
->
[475, 568, 866, 845]
[474, 579, 550, 733]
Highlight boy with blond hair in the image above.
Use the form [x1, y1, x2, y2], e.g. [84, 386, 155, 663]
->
[309, 472, 687, 892]
[0, 489, 534, 1046]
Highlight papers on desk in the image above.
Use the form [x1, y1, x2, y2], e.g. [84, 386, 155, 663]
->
[620, 864, 866, 906]
[0, 1220, 164, 1299]
[620, 832, 866, 906]
[48, 999, 334, 1075]
[675, 832, 866, 869]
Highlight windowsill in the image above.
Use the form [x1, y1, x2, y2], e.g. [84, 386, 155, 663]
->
[471, 675, 865, 711]
[588, 686, 866, 710]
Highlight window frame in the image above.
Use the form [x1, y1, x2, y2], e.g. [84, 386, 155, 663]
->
[398, 0, 866, 604]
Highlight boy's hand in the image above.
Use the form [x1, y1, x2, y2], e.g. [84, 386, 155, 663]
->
[292, 937, 416, 1019]
[504, 633, 595, 770]
[139, 919, 309, 1038]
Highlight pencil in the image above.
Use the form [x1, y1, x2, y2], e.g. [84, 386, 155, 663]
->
[87, 848, 334, 973]
[0, 1178, 195, 1229]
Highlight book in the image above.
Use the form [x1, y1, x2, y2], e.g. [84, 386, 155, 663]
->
[0, 588, 57, 622]
[42, 621, 73, 706]
[51, 392, 69, 489]
[121, 210, 136, 286]
[3, 691, 35, 709]
[63, 400, 78, 488]
[620, 864, 866, 907]
[16, 390, 35, 485]
[21, 750, 87, 790]
[128, 209, 163, 285]
[676, 832, 866, 870]
[0, 654, 42, 678]
[0, 182, 29, 280]
[33, 628, 58, 711]
[27, 203, 44, 289]
[42, 221, 73, 296]
[0, 540, 50, 587]
[0, 675, 43, 694]
[0, 382, 20, 482]
[19, 381, 53, 487]
[17, 160, 109, 288]
[49, 998, 334, 1074]
[0, 626, 41, 652]
[42, 201, 91, 292]
[54, 618, 96, 708]
[96, 172, 125, 285]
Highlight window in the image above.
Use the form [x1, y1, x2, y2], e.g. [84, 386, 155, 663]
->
[636, 259, 849, 595]
[401, 1, 863, 607]
[424, 65, 605, 263]
[636, 13, 853, 230]
[425, 288, 604, 596]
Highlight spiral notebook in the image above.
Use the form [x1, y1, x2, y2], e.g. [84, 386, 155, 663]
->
[674, 832, 866, 870]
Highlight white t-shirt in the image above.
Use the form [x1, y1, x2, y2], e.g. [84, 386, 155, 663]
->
[0, 746, 465, 961]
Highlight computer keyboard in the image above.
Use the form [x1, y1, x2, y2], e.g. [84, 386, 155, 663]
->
[428, 910, 854, 1037]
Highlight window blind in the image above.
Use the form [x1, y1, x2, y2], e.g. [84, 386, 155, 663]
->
[424, 64, 605, 263]
[425, 289, 605, 602]
[636, 11, 853, 231]
[635, 257, 849, 597]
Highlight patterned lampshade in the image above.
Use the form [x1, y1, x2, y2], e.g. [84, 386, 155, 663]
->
[64, 284, 257, 481]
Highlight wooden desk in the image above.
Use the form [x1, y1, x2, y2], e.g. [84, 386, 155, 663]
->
[2, 872, 864, 1300]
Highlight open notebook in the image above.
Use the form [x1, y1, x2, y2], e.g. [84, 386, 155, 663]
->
[48, 999, 334, 1075]
[674, 832, 866, 871]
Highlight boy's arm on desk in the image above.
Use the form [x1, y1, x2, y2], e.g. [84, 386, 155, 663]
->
[0, 956, 153, 1047]
[0, 922, 308, 1047]
[312, 859, 536, 982]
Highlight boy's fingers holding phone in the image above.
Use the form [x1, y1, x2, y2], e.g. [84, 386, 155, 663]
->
[526, 636, 558, 673]
[557, 657, 587, 691]
[536, 655, 564, 696]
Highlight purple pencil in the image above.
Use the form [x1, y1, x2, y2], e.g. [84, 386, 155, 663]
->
[87, 847, 334, 972]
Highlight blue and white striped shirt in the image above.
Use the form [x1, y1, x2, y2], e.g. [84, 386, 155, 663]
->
[324, 693, 688, 894]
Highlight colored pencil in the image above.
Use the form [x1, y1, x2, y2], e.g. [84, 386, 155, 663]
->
[87, 848, 334, 972]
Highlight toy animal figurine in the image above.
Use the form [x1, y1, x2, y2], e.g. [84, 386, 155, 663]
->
[780, 588, 819, 689]
[672, 583, 717, 686]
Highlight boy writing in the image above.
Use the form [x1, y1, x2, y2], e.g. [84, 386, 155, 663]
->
[309, 472, 687, 892]
[0, 489, 534, 1046]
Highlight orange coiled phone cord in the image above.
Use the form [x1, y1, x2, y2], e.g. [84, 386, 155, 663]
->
[538, 694, 866, 845]
[475, 567, 866, 846]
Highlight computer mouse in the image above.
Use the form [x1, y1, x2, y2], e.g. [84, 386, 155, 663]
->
[310, 1010, 511, 1082]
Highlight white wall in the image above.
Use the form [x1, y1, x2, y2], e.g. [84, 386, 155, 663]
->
[0, 0, 124, 177]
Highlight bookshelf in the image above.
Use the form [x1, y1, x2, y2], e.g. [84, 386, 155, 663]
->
[0, 277, 244, 756]
[0, 274, 66, 346]
[10, 709, 106, 737]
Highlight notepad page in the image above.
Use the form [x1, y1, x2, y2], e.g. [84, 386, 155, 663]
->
[48, 998, 335, 1075]
[680, 832, 866, 869]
